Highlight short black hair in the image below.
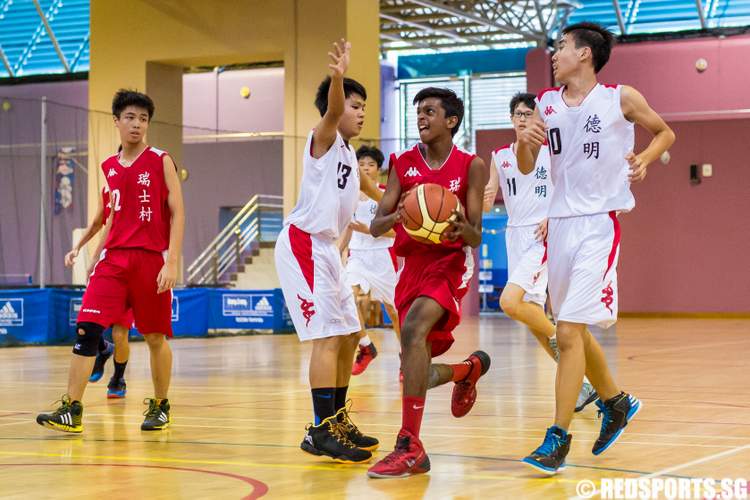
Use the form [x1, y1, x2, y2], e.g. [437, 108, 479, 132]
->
[412, 87, 464, 137]
[356, 145, 384, 167]
[314, 76, 367, 117]
[562, 22, 615, 73]
[112, 89, 155, 120]
[509, 92, 536, 114]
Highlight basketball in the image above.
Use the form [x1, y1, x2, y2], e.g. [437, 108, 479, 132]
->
[401, 183, 461, 244]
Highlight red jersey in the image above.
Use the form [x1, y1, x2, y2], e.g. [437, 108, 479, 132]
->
[390, 143, 476, 257]
[101, 146, 171, 253]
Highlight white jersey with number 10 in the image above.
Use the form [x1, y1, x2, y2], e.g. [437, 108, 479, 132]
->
[536, 84, 635, 218]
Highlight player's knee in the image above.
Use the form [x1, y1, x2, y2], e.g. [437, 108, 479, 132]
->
[111, 329, 129, 345]
[556, 324, 584, 351]
[400, 322, 429, 350]
[72, 322, 104, 357]
[499, 294, 520, 318]
[143, 333, 167, 348]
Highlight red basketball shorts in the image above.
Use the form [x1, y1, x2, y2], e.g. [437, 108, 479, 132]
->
[395, 246, 474, 357]
[77, 248, 172, 336]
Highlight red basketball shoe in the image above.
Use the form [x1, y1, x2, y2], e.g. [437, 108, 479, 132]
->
[451, 350, 491, 418]
[352, 342, 378, 376]
[367, 429, 430, 478]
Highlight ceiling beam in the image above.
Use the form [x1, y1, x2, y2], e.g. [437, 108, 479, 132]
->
[612, 0, 627, 34]
[380, 12, 486, 44]
[533, 0, 549, 40]
[32, 0, 70, 72]
[408, 0, 541, 40]
[0, 44, 14, 77]
[695, 0, 707, 29]
[380, 33, 435, 50]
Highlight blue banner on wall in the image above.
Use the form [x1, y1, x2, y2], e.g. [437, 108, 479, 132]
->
[0, 289, 53, 345]
[0, 288, 294, 347]
[170, 288, 209, 337]
[209, 289, 293, 332]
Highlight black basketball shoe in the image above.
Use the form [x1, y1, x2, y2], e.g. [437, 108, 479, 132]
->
[522, 426, 572, 475]
[300, 414, 372, 464]
[592, 392, 641, 455]
[337, 405, 379, 451]
[141, 398, 170, 430]
[36, 395, 83, 433]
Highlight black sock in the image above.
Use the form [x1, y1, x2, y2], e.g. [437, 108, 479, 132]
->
[113, 360, 128, 380]
[98, 335, 107, 353]
[334, 386, 348, 414]
[311, 388, 336, 425]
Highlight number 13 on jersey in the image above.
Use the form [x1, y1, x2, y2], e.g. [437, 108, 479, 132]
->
[337, 162, 352, 189]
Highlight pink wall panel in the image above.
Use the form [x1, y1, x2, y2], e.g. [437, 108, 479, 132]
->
[476, 120, 750, 314]
[526, 35, 750, 120]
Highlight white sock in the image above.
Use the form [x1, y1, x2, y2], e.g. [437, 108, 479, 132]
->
[359, 335, 371, 347]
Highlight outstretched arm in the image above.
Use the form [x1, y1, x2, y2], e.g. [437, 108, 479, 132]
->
[370, 165, 402, 238]
[621, 85, 676, 182]
[444, 157, 488, 248]
[311, 39, 351, 160]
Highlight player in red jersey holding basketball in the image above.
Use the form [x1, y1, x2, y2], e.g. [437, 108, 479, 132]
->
[65, 182, 131, 398]
[367, 88, 491, 478]
[37, 89, 184, 433]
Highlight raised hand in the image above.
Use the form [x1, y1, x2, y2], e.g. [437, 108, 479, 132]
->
[328, 39, 351, 78]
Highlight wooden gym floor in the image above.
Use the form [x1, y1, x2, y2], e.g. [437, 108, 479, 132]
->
[0, 316, 748, 499]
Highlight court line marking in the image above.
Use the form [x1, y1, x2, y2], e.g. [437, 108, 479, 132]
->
[569, 443, 750, 500]
[638, 443, 750, 480]
[0, 449, 626, 486]
[0, 463, 269, 500]
[1, 435, 691, 479]
[12, 420, 739, 450]
[6, 409, 749, 442]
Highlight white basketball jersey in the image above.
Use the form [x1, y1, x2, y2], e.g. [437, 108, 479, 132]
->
[493, 143, 552, 227]
[536, 84, 635, 218]
[284, 130, 360, 239]
[350, 188, 393, 250]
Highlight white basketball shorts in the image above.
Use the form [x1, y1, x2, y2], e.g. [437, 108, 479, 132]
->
[345, 247, 398, 306]
[547, 211, 621, 328]
[505, 224, 548, 307]
[275, 224, 360, 341]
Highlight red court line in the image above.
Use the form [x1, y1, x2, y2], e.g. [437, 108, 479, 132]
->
[0, 463, 269, 499]
[0, 412, 30, 418]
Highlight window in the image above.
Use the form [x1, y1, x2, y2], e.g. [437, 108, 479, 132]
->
[398, 73, 526, 152]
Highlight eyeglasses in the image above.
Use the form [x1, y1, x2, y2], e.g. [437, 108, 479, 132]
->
[513, 111, 534, 119]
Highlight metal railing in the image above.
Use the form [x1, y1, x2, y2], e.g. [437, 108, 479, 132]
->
[186, 194, 283, 285]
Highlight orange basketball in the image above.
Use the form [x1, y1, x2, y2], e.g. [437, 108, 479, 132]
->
[401, 183, 461, 244]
